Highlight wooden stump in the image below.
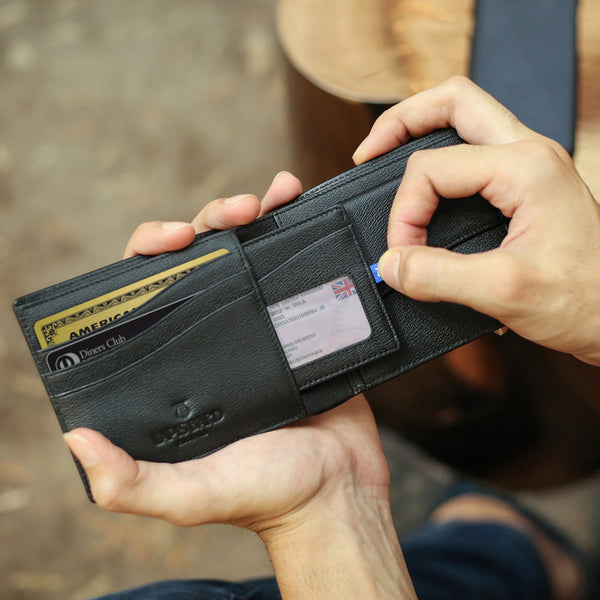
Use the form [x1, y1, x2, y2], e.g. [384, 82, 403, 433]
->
[278, 0, 600, 194]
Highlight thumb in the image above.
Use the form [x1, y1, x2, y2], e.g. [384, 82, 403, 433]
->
[378, 246, 508, 318]
[63, 429, 220, 525]
[64, 428, 141, 508]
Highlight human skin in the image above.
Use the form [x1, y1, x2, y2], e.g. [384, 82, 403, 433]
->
[64, 78, 599, 599]
[354, 76, 600, 367]
[65, 172, 417, 600]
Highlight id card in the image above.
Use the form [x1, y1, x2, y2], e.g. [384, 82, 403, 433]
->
[267, 276, 371, 369]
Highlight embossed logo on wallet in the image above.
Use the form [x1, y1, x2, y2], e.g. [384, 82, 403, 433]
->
[152, 406, 224, 448]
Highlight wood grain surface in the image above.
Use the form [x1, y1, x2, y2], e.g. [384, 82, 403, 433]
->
[278, 0, 600, 194]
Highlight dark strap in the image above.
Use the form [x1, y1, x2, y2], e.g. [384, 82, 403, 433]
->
[470, 0, 578, 154]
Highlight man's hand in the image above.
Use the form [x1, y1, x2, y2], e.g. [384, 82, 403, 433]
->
[64, 394, 387, 530]
[64, 171, 415, 599]
[354, 77, 600, 366]
[122, 170, 304, 258]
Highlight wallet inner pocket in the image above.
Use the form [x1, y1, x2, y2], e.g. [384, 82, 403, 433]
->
[243, 207, 400, 390]
[45, 287, 304, 464]
[41, 266, 255, 392]
[15, 228, 239, 353]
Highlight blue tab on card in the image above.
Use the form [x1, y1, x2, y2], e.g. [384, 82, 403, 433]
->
[369, 262, 383, 283]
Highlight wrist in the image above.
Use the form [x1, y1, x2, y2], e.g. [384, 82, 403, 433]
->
[259, 488, 417, 600]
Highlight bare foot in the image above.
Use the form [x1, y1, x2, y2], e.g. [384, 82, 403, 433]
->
[432, 494, 585, 600]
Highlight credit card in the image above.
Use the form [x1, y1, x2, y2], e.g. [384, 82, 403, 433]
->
[34, 248, 229, 349]
[267, 276, 371, 369]
[45, 293, 194, 371]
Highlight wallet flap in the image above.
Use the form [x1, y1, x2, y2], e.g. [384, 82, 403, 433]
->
[243, 207, 400, 389]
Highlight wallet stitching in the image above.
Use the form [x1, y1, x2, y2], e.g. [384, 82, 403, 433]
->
[274, 131, 459, 218]
[17, 229, 236, 309]
[236, 234, 307, 417]
[297, 211, 401, 389]
[46, 290, 259, 394]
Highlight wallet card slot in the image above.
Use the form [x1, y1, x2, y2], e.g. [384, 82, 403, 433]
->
[44, 247, 246, 364]
[14, 228, 241, 353]
[46, 289, 304, 464]
[42, 269, 255, 391]
[74, 241, 246, 330]
[243, 207, 399, 390]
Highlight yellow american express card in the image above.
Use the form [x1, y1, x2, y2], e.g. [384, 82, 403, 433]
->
[34, 248, 229, 349]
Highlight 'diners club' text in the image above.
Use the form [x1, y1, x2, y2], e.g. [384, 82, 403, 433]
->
[76, 334, 126, 358]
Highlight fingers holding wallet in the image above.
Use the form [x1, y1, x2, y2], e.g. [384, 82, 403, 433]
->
[349, 76, 600, 364]
[123, 171, 302, 259]
[63, 426, 240, 526]
[63, 426, 254, 527]
[352, 76, 547, 165]
[62, 395, 392, 534]
[377, 137, 600, 364]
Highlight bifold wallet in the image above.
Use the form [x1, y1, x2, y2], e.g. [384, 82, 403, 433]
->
[14, 128, 507, 495]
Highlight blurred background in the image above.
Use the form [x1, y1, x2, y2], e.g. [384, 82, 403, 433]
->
[1, 1, 600, 599]
[1, 1, 286, 598]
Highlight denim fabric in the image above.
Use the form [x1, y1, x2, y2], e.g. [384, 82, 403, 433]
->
[402, 521, 553, 600]
[93, 521, 552, 600]
[92, 577, 281, 600]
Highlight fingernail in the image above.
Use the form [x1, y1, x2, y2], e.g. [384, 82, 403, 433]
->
[224, 194, 252, 205]
[352, 139, 367, 164]
[272, 171, 290, 184]
[378, 249, 402, 287]
[161, 221, 190, 231]
[64, 433, 99, 469]
[494, 326, 509, 336]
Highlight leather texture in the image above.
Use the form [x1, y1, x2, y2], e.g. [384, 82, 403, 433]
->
[14, 129, 508, 496]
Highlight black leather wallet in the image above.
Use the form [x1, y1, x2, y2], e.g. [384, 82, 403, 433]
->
[14, 129, 507, 495]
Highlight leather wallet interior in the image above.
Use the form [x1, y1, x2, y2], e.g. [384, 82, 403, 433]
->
[14, 128, 507, 494]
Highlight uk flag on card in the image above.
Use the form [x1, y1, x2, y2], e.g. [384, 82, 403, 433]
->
[331, 277, 356, 301]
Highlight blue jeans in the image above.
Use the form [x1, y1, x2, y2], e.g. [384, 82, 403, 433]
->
[93, 521, 552, 600]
